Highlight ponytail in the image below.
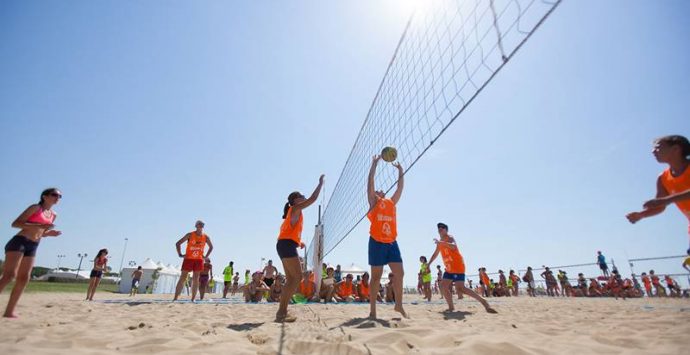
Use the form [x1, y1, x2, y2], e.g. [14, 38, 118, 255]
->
[282, 191, 303, 219]
[282, 202, 290, 219]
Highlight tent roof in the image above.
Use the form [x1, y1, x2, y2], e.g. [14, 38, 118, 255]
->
[344, 263, 365, 273]
[140, 258, 160, 270]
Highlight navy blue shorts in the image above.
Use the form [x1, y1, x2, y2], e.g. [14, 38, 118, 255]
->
[443, 272, 465, 282]
[5, 235, 39, 257]
[276, 239, 299, 259]
[368, 237, 402, 266]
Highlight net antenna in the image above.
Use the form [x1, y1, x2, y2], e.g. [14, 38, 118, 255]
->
[307, 0, 563, 263]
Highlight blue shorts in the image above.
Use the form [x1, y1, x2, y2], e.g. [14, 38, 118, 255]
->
[368, 237, 402, 266]
[443, 272, 465, 282]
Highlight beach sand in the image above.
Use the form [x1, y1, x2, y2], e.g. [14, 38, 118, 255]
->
[0, 292, 687, 354]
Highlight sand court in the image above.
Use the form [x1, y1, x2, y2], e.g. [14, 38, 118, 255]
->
[1, 293, 688, 354]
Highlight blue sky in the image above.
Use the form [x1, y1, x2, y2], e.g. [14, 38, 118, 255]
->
[1, 0, 688, 287]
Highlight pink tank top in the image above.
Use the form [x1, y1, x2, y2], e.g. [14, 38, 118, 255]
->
[26, 207, 55, 225]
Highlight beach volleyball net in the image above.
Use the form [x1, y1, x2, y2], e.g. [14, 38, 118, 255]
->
[306, 0, 563, 265]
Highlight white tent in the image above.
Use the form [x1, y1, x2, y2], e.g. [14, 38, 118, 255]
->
[340, 263, 391, 284]
[342, 263, 366, 278]
[118, 258, 181, 294]
[37, 269, 91, 280]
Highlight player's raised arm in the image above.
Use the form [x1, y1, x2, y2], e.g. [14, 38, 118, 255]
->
[367, 155, 381, 209]
[390, 162, 404, 205]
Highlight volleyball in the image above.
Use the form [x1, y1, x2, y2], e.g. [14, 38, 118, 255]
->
[381, 146, 397, 162]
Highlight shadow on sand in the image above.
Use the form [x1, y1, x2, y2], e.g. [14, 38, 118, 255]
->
[442, 310, 472, 321]
[227, 322, 265, 331]
[335, 317, 392, 329]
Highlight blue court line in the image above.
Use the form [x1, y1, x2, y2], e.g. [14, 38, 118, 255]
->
[97, 299, 453, 306]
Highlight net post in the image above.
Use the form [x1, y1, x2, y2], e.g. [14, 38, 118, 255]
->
[312, 223, 323, 289]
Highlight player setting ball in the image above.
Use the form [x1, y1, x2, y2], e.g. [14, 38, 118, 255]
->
[381, 146, 397, 162]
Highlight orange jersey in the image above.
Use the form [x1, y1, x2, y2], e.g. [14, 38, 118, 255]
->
[651, 275, 660, 285]
[279, 206, 304, 244]
[660, 167, 690, 224]
[337, 281, 355, 298]
[438, 239, 465, 274]
[359, 281, 369, 297]
[299, 279, 314, 298]
[368, 197, 397, 243]
[642, 275, 651, 287]
[664, 276, 674, 286]
[185, 232, 207, 260]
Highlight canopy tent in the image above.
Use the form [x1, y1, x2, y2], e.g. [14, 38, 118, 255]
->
[37, 269, 92, 280]
[118, 258, 181, 294]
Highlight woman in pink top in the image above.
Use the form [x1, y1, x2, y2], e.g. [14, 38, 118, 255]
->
[86, 249, 108, 301]
[0, 188, 62, 318]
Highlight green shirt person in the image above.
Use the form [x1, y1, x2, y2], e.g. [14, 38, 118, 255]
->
[222, 261, 234, 298]
[223, 262, 234, 282]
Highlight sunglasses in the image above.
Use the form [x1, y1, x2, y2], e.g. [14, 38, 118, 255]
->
[49, 193, 62, 199]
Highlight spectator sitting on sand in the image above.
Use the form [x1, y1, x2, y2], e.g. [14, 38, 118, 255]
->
[335, 273, 356, 303]
[385, 273, 395, 302]
[244, 271, 270, 303]
[268, 274, 284, 302]
[588, 278, 602, 297]
[318, 267, 337, 303]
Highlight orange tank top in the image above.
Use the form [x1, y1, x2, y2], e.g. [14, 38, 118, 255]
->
[660, 167, 690, 223]
[279, 206, 303, 244]
[481, 272, 490, 285]
[367, 198, 397, 243]
[185, 232, 207, 260]
[299, 279, 314, 297]
[439, 238, 465, 274]
[642, 276, 651, 287]
[338, 281, 354, 298]
[359, 282, 369, 297]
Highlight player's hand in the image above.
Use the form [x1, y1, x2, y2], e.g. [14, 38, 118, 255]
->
[392, 162, 403, 171]
[643, 198, 669, 210]
[319, 175, 325, 185]
[44, 230, 61, 237]
[372, 155, 381, 163]
[625, 212, 643, 224]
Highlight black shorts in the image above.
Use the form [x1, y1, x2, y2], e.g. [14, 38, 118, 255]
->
[264, 278, 275, 287]
[90, 270, 103, 278]
[276, 239, 299, 259]
[5, 235, 39, 257]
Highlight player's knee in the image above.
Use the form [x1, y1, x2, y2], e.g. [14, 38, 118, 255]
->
[1, 270, 17, 282]
[15, 272, 30, 284]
